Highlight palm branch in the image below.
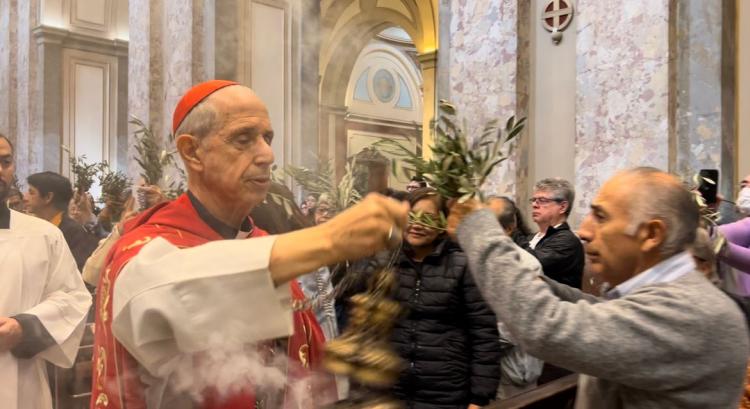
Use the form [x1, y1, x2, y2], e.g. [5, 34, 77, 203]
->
[283, 157, 363, 213]
[69, 155, 100, 194]
[130, 116, 180, 186]
[97, 162, 131, 205]
[130, 116, 186, 199]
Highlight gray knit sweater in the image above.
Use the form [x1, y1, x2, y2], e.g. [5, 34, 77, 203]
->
[457, 210, 749, 409]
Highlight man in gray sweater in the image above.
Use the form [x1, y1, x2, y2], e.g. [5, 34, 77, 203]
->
[447, 167, 749, 408]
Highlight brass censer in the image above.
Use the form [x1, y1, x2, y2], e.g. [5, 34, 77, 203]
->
[324, 255, 404, 409]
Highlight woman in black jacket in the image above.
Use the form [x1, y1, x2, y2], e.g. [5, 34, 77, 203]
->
[391, 188, 501, 409]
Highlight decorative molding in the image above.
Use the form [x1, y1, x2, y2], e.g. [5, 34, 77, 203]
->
[346, 42, 423, 123]
[345, 113, 422, 130]
[61, 48, 118, 176]
[241, 0, 293, 169]
[416, 50, 437, 69]
[69, 0, 110, 34]
[32, 25, 128, 56]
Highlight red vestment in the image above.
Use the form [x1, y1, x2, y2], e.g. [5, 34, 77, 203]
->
[90, 194, 336, 409]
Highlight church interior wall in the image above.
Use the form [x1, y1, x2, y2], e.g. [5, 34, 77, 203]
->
[445, 0, 523, 197]
[0, 0, 747, 214]
[671, 0, 733, 199]
[318, 0, 437, 179]
[0, 0, 128, 185]
[573, 0, 671, 222]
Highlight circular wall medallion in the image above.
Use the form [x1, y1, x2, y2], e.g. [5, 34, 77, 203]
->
[542, 0, 574, 32]
[373, 69, 396, 103]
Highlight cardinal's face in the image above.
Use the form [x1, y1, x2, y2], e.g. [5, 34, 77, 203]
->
[197, 87, 275, 211]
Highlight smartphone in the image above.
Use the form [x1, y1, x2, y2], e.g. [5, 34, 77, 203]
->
[698, 169, 719, 205]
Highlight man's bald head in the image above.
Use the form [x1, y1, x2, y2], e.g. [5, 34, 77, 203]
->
[608, 167, 699, 257]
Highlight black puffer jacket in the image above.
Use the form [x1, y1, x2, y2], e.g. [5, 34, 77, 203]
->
[390, 240, 501, 409]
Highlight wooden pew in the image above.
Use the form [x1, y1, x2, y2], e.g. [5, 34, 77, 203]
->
[488, 374, 579, 409]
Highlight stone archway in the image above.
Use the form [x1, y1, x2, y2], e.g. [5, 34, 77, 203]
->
[318, 0, 438, 176]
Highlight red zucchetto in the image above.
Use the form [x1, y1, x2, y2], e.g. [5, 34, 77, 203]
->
[172, 80, 239, 134]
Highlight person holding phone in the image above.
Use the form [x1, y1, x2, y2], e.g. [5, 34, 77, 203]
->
[717, 173, 750, 278]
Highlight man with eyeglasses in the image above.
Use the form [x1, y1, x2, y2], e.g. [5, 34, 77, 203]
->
[525, 178, 584, 289]
[313, 194, 337, 225]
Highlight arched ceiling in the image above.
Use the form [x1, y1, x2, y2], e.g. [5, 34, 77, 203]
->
[319, 0, 438, 105]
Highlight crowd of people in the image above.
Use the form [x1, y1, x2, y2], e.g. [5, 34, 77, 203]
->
[2, 80, 750, 409]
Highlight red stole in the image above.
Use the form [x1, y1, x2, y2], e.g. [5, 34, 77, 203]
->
[90, 194, 336, 409]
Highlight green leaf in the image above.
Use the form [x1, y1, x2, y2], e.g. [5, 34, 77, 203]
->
[505, 116, 516, 131]
[506, 122, 525, 142]
[439, 100, 457, 116]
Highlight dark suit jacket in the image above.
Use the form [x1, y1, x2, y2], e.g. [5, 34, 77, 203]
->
[59, 215, 99, 271]
[524, 222, 584, 289]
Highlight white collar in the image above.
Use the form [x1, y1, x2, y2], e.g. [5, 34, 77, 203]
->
[605, 251, 696, 299]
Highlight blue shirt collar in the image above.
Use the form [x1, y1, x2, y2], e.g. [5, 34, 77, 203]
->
[605, 251, 696, 299]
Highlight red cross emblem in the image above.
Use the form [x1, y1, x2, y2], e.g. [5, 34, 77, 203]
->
[542, 0, 574, 32]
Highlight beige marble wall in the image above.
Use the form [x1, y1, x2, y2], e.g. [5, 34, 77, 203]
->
[15, 0, 42, 178]
[127, 0, 215, 178]
[127, 0, 152, 177]
[0, 0, 17, 148]
[162, 0, 197, 138]
[448, 0, 525, 196]
[574, 0, 671, 217]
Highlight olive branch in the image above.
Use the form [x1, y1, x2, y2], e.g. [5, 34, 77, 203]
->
[375, 100, 526, 202]
[409, 210, 447, 231]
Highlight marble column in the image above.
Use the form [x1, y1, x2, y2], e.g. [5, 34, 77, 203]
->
[319, 104, 347, 179]
[295, 0, 321, 170]
[574, 0, 671, 216]
[14, 0, 43, 178]
[127, 0, 215, 178]
[514, 0, 531, 208]
[418, 50, 437, 160]
[34, 27, 64, 172]
[673, 0, 734, 199]
[436, 0, 452, 103]
[0, 0, 18, 147]
[447, 0, 527, 196]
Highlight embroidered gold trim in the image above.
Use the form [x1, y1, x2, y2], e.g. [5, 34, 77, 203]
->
[96, 346, 107, 391]
[95, 393, 109, 407]
[121, 236, 152, 252]
[100, 270, 111, 323]
[292, 299, 312, 311]
[298, 344, 310, 368]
